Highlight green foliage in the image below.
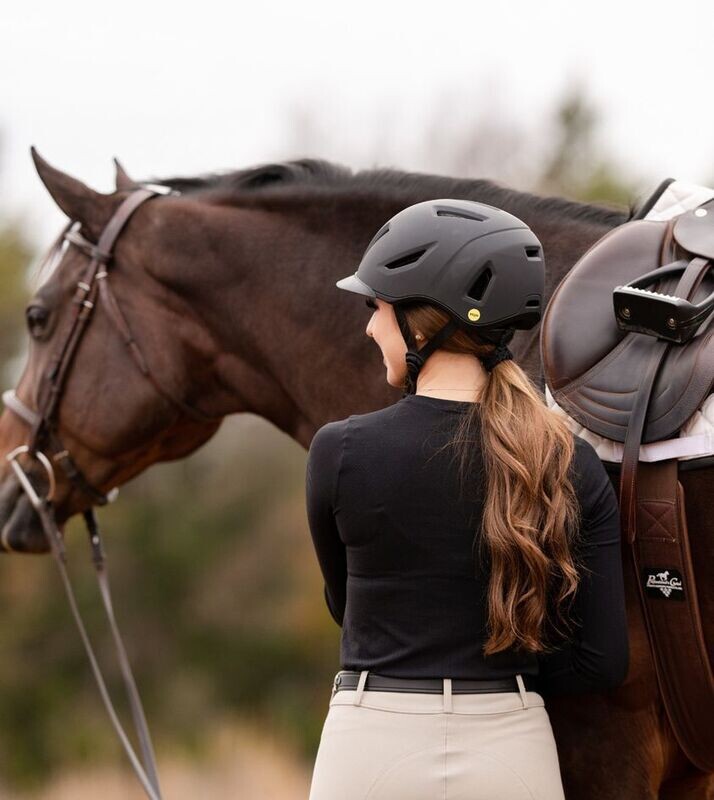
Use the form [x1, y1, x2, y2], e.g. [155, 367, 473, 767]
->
[0, 220, 32, 374]
[536, 86, 636, 210]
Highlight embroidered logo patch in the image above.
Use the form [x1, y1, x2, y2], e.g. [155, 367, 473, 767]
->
[642, 567, 685, 600]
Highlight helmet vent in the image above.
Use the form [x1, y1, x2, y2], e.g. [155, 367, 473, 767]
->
[525, 246, 541, 259]
[367, 223, 390, 250]
[467, 264, 493, 301]
[385, 248, 427, 270]
[436, 208, 488, 222]
[526, 298, 540, 307]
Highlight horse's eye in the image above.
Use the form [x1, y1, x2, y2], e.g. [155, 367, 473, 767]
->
[25, 305, 50, 339]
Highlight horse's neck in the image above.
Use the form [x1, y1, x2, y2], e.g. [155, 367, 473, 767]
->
[176, 191, 620, 443]
[163, 199, 392, 440]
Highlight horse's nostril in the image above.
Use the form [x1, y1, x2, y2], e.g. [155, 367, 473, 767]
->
[0, 488, 50, 554]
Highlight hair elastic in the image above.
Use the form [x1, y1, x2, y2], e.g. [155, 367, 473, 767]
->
[480, 345, 513, 372]
[479, 330, 514, 372]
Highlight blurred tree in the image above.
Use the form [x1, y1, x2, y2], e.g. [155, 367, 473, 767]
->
[0, 219, 32, 382]
[536, 84, 635, 208]
[0, 127, 33, 376]
[284, 82, 638, 211]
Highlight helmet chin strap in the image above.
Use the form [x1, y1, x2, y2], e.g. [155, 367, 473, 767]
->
[393, 304, 460, 396]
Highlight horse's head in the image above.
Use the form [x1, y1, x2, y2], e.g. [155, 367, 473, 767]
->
[0, 151, 225, 552]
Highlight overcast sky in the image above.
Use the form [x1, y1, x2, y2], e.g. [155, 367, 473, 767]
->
[2, 0, 713, 246]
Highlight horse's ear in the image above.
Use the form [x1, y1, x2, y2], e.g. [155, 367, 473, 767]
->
[113, 157, 137, 191]
[31, 146, 111, 238]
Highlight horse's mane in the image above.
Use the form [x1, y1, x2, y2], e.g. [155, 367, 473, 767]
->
[152, 158, 630, 228]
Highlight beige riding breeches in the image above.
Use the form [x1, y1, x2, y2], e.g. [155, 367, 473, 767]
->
[308, 670, 566, 800]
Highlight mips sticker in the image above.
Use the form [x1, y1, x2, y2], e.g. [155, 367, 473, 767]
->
[468, 308, 481, 322]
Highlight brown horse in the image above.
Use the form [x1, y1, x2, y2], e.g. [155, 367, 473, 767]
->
[0, 151, 711, 799]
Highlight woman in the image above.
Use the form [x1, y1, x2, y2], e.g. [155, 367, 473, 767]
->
[305, 199, 629, 800]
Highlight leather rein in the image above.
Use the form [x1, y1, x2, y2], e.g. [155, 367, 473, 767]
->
[1, 185, 220, 800]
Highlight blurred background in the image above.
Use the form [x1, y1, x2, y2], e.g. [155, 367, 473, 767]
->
[0, 1, 712, 796]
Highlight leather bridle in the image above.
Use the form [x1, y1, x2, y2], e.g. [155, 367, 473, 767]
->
[1, 185, 222, 800]
[3, 185, 217, 510]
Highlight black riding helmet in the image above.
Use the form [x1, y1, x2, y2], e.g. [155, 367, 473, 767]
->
[336, 198, 545, 394]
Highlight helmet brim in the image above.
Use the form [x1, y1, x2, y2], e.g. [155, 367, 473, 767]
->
[335, 273, 377, 298]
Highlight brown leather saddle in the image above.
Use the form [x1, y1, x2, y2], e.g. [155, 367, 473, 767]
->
[541, 186, 714, 772]
[542, 207, 714, 445]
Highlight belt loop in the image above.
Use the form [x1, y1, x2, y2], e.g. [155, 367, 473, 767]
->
[516, 674, 529, 709]
[330, 670, 342, 701]
[352, 670, 369, 706]
[443, 678, 453, 713]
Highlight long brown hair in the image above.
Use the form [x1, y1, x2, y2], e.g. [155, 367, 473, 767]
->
[401, 302, 584, 656]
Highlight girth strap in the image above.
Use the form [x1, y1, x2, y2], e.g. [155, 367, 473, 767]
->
[632, 460, 714, 771]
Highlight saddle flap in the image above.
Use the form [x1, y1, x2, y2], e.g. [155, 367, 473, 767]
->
[543, 220, 667, 392]
[673, 198, 714, 259]
[542, 218, 714, 444]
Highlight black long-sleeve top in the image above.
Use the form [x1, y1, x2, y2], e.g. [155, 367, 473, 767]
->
[305, 392, 629, 696]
